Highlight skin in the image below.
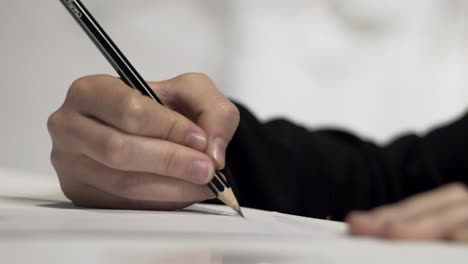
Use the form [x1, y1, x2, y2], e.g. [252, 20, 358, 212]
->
[347, 183, 468, 241]
[48, 73, 468, 241]
[48, 73, 239, 210]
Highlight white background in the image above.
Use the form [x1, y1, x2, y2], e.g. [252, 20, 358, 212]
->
[1, 0, 468, 177]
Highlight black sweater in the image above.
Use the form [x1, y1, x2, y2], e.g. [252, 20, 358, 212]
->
[223, 103, 468, 221]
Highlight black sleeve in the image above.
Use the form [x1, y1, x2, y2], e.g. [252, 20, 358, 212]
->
[224, 103, 468, 221]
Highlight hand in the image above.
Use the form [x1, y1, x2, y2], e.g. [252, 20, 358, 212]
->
[47, 73, 240, 210]
[346, 183, 468, 241]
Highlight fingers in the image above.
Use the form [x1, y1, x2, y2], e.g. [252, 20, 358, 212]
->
[49, 110, 215, 185]
[382, 183, 468, 221]
[197, 99, 240, 169]
[389, 199, 468, 240]
[48, 73, 238, 211]
[59, 178, 210, 211]
[150, 73, 240, 169]
[65, 74, 208, 151]
[57, 154, 215, 206]
[346, 183, 468, 241]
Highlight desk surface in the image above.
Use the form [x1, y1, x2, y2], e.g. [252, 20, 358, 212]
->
[1, 168, 467, 264]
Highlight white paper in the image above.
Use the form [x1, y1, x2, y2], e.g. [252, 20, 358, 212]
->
[0, 201, 345, 240]
[1, 168, 468, 264]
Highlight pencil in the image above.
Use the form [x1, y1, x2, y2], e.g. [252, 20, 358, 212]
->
[59, 0, 244, 217]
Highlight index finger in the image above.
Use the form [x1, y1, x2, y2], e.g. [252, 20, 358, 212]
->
[65, 75, 208, 151]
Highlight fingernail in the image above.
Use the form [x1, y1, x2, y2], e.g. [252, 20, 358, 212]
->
[212, 137, 227, 166]
[186, 133, 207, 151]
[191, 161, 213, 184]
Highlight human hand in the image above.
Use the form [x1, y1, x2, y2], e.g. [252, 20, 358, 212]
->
[47, 73, 240, 210]
[346, 183, 468, 241]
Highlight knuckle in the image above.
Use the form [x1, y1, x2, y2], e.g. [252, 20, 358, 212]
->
[50, 148, 61, 170]
[216, 100, 240, 124]
[91, 74, 115, 84]
[447, 182, 468, 197]
[165, 116, 186, 141]
[47, 110, 64, 136]
[70, 76, 90, 90]
[162, 148, 179, 176]
[68, 76, 92, 101]
[179, 72, 211, 83]
[67, 75, 114, 104]
[120, 94, 146, 131]
[100, 132, 127, 167]
[77, 74, 114, 88]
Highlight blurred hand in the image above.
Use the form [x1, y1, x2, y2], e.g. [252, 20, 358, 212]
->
[47, 73, 240, 210]
[346, 183, 468, 241]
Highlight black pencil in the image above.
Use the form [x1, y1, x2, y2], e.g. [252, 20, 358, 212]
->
[59, 0, 243, 217]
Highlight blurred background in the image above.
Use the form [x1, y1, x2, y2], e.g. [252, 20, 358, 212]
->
[2, 0, 468, 177]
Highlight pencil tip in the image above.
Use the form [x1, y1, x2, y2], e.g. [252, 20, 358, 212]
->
[216, 187, 245, 218]
[238, 208, 245, 218]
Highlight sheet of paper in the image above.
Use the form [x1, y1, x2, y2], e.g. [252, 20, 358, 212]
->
[1, 168, 468, 264]
[0, 201, 345, 240]
[0, 168, 345, 240]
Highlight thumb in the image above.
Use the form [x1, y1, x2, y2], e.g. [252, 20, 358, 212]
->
[149, 73, 240, 169]
[197, 100, 240, 169]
